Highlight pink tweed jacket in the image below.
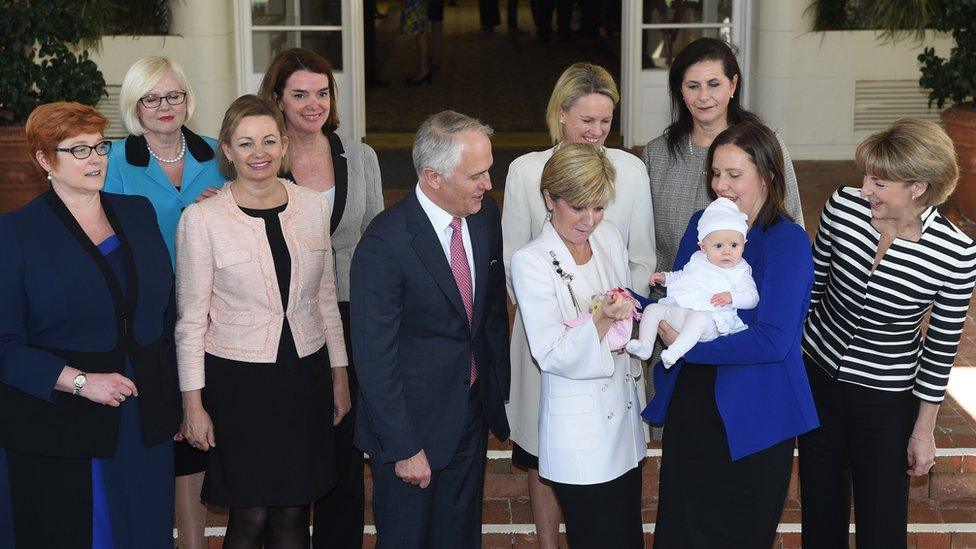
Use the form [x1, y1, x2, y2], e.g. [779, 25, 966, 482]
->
[175, 180, 348, 391]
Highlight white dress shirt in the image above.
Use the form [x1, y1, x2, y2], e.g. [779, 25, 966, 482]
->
[415, 185, 476, 289]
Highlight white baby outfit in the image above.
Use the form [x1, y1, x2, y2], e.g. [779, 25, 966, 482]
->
[627, 197, 759, 367]
[659, 251, 756, 337]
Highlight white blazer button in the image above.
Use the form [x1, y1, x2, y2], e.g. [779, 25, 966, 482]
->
[602, 385, 608, 392]
[607, 412, 614, 419]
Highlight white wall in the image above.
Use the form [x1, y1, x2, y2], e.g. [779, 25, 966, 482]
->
[89, 1, 238, 139]
[751, 1, 953, 159]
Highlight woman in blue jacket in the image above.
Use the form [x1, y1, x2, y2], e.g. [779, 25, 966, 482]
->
[104, 56, 226, 263]
[103, 56, 225, 549]
[645, 122, 819, 547]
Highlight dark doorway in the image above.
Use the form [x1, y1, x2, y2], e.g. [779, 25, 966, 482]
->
[366, 0, 622, 136]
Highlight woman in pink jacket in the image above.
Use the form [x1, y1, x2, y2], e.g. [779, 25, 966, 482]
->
[175, 95, 349, 547]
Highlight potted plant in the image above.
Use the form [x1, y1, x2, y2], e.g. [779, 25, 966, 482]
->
[0, 0, 108, 212]
[812, 0, 976, 221]
[915, 1, 976, 221]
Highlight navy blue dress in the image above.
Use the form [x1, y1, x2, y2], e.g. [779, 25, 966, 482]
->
[90, 236, 174, 548]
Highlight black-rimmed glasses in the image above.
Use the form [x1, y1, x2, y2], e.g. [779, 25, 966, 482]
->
[139, 90, 187, 109]
[56, 140, 112, 160]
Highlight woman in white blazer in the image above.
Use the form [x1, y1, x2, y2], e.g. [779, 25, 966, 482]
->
[511, 144, 647, 549]
[502, 62, 654, 547]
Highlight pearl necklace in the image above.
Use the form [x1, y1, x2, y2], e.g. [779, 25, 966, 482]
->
[147, 133, 186, 164]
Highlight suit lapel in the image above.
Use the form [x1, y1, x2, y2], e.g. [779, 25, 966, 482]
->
[181, 153, 204, 194]
[144, 162, 181, 199]
[469, 210, 489, 335]
[405, 192, 468, 322]
[328, 131, 348, 234]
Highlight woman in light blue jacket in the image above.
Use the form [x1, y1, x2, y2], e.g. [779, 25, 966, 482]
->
[103, 55, 225, 549]
[104, 56, 226, 264]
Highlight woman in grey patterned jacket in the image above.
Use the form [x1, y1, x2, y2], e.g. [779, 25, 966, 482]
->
[643, 38, 804, 276]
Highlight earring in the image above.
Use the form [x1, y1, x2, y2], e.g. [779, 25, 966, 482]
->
[912, 194, 917, 201]
[46, 172, 54, 182]
[730, 94, 735, 99]
[545, 210, 552, 222]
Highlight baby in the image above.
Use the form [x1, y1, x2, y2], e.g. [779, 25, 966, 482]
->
[626, 197, 759, 367]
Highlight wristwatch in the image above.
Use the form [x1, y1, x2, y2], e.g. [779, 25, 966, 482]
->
[72, 372, 88, 395]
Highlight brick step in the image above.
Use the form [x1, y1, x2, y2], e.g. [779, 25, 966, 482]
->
[197, 527, 976, 548]
[193, 449, 976, 531]
[194, 393, 976, 545]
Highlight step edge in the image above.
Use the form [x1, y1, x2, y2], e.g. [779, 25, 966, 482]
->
[185, 522, 976, 538]
[483, 448, 976, 460]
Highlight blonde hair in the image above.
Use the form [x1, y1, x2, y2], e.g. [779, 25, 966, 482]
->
[217, 95, 289, 180]
[545, 63, 619, 145]
[541, 144, 616, 208]
[118, 56, 196, 136]
[855, 118, 959, 208]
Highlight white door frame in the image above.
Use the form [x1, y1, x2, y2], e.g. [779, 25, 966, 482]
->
[233, 0, 366, 141]
[622, 0, 752, 148]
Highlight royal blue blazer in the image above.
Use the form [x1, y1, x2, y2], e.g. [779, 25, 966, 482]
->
[644, 211, 820, 460]
[104, 126, 227, 264]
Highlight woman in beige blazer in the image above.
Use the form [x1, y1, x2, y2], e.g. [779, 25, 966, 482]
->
[501, 63, 655, 547]
[176, 95, 348, 547]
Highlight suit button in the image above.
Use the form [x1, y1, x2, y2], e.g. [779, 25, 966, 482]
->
[625, 374, 631, 381]
[601, 385, 608, 392]
[627, 401, 633, 410]
[607, 412, 614, 420]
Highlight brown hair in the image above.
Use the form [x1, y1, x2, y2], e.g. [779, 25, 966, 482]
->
[855, 118, 959, 208]
[258, 48, 339, 133]
[26, 102, 108, 176]
[217, 95, 289, 180]
[706, 122, 791, 229]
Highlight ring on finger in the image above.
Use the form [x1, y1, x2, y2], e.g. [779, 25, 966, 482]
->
[117, 395, 125, 402]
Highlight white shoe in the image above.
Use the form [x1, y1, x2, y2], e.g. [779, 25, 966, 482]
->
[626, 339, 652, 360]
[660, 348, 679, 368]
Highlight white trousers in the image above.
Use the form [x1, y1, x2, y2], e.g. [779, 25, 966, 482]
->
[637, 303, 718, 366]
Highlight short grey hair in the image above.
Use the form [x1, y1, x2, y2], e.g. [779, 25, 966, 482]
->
[412, 111, 494, 179]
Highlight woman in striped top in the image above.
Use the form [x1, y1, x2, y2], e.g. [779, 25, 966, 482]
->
[799, 118, 976, 548]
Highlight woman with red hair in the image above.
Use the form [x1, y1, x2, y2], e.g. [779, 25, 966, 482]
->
[0, 102, 180, 548]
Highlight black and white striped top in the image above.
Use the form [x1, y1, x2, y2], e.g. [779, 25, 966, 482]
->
[803, 187, 976, 403]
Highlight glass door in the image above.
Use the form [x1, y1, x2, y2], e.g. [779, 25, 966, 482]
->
[622, 0, 751, 148]
[236, 0, 365, 140]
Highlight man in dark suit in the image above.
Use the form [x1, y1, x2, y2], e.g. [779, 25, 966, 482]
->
[350, 111, 510, 548]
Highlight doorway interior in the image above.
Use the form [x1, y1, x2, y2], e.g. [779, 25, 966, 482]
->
[364, 0, 624, 187]
[366, 0, 622, 141]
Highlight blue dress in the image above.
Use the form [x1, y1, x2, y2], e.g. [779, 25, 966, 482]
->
[91, 236, 174, 548]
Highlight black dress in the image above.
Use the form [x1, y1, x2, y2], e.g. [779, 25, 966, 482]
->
[654, 364, 794, 548]
[200, 204, 336, 507]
